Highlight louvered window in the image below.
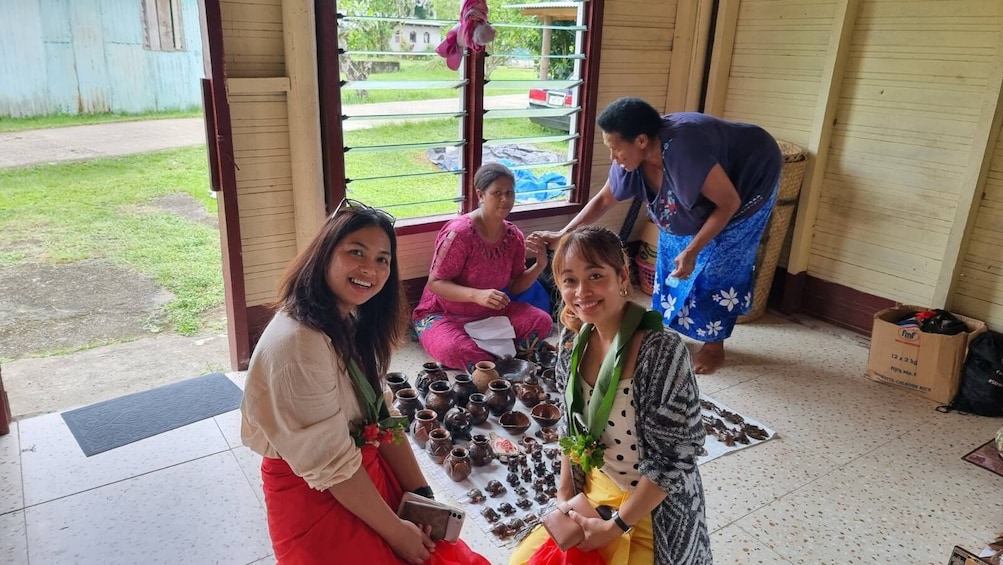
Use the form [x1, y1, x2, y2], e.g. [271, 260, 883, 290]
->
[317, 0, 601, 231]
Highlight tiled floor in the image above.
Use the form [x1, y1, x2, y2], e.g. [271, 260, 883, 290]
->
[1, 311, 1000, 564]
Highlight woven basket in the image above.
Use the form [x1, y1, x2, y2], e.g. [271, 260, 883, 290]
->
[636, 256, 656, 295]
[738, 139, 808, 323]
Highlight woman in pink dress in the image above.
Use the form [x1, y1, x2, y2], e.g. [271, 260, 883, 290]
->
[413, 163, 554, 370]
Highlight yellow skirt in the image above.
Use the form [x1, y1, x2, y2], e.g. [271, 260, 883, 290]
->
[508, 469, 654, 565]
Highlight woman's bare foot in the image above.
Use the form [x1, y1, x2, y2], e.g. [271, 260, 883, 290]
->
[693, 342, 725, 374]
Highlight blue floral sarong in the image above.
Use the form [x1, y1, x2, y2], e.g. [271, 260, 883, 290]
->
[652, 187, 777, 342]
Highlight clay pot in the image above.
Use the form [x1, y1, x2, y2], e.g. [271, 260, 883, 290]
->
[424, 380, 455, 420]
[426, 427, 452, 464]
[385, 372, 411, 396]
[515, 377, 546, 408]
[393, 388, 423, 424]
[471, 361, 501, 393]
[451, 373, 479, 408]
[466, 393, 490, 426]
[444, 447, 472, 482]
[468, 434, 494, 467]
[410, 409, 438, 449]
[443, 406, 473, 441]
[415, 362, 448, 397]
[485, 379, 516, 416]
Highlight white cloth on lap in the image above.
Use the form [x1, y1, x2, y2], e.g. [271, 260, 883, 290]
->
[464, 316, 516, 358]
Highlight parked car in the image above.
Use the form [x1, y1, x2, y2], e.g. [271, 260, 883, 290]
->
[528, 87, 573, 132]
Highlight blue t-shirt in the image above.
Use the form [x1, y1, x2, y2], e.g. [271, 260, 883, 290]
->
[608, 113, 782, 235]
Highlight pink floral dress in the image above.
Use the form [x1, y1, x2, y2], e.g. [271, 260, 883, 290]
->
[413, 216, 553, 370]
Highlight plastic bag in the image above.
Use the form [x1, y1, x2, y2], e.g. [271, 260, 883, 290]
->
[945, 330, 1003, 416]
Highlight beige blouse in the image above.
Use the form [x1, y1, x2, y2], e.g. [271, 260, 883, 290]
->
[240, 311, 365, 491]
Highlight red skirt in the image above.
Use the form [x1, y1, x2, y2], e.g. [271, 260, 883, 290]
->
[261, 446, 489, 565]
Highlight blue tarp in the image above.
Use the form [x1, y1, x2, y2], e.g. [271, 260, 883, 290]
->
[426, 146, 568, 203]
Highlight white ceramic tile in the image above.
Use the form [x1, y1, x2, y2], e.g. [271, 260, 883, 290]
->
[19, 412, 229, 505]
[711, 363, 934, 466]
[226, 371, 247, 390]
[231, 446, 265, 509]
[0, 510, 28, 565]
[0, 422, 22, 514]
[733, 466, 986, 564]
[710, 523, 792, 564]
[841, 411, 1003, 543]
[25, 451, 272, 565]
[215, 408, 243, 449]
[700, 435, 835, 533]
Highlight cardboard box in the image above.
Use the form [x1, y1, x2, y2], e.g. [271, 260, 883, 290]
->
[866, 305, 987, 404]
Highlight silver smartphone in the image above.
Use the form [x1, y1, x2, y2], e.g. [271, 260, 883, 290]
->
[397, 492, 465, 543]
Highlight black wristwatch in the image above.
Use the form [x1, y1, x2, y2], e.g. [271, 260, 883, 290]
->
[611, 510, 634, 534]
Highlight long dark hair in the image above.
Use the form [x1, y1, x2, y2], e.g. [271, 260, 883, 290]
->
[552, 226, 629, 334]
[275, 208, 408, 391]
[596, 97, 662, 142]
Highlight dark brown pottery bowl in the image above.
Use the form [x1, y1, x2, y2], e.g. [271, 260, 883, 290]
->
[530, 349, 557, 371]
[530, 403, 561, 429]
[494, 357, 536, 383]
[499, 410, 531, 436]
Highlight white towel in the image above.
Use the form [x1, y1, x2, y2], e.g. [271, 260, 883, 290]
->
[464, 316, 517, 358]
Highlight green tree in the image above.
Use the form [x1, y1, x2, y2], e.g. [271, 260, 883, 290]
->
[339, 0, 416, 53]
[338, 0, 418, 98]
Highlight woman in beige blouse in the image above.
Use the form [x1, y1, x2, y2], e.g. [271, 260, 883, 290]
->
[240, 200, 487, 565]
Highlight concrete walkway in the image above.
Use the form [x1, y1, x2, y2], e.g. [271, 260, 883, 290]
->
[0, 94, 525, 169]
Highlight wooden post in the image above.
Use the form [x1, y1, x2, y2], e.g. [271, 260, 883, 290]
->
[702, 0, 740, 117]
[786, 0, 860, 279]
[665, 0, 699, 112]
[931, 29, 1003, 308]
[282, 0, 326, 251]
[0, 366, 11, 436]
[540, 16, 553, 80]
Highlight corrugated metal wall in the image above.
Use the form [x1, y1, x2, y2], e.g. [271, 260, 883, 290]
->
[0, 0, 204, 117]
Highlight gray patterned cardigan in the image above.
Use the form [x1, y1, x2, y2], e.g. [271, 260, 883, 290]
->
[556, 326, 713, 565]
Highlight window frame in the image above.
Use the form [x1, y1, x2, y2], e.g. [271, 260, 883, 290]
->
[142, 0, 185, 52]
[315, 0, 605, 236]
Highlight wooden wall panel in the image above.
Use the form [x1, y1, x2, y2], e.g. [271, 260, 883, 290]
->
[228, 92, 297, 306]
[806, 0, 999, 307]
[954, 134, 1003, 328]
[718, 0, 837, 148]
[220, 0, 284, 78]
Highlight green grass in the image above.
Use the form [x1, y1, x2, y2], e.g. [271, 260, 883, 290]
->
[0, 107, 203, 133]
[341, 60, 536, 105]
[0, 147, 221, 335]
[344, 117, 572, 217]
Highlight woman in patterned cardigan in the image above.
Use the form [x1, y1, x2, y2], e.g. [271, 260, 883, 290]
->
[509, 226, 712, 565]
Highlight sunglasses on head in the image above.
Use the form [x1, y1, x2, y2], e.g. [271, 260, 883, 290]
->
[334, 197, 396, 226]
